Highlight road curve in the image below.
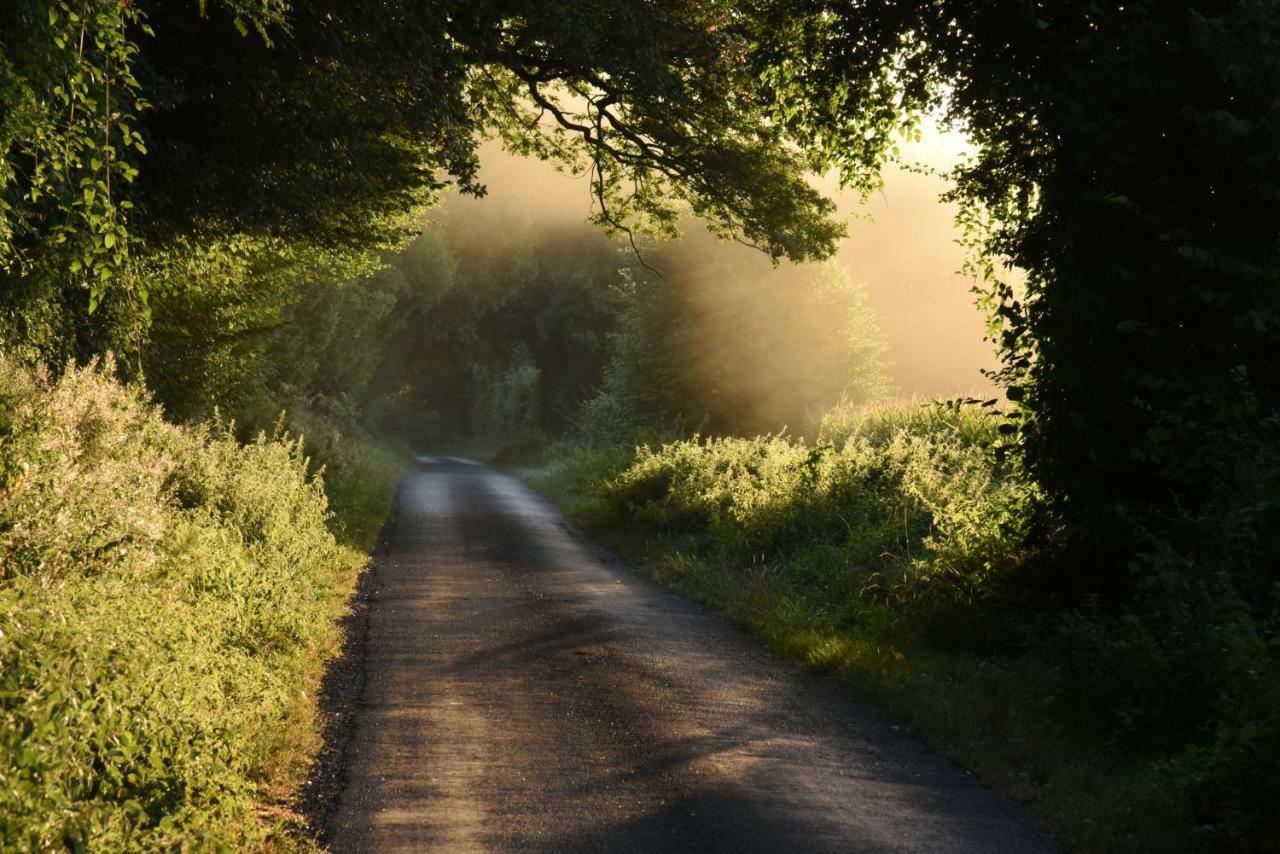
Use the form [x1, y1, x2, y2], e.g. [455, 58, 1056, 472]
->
[327, 461, 1053, 853]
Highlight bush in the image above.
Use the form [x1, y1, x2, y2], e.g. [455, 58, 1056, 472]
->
[0, 356, 365, 849]
[274, 396, 407, 550]
[599, 401, 1030, 628]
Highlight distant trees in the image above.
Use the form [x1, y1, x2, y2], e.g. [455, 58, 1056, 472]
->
[376, 206, 627, 448]
[586, 226, 891, 440]
[1, 0, 841, 383]
[265, 205, 889, 454]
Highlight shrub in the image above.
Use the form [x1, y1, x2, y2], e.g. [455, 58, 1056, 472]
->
[600, 401, 1030, 627]
[274, 398, 407, 550]
[0, 356, 364, 848]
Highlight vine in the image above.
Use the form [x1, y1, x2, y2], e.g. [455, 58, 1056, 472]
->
[2, 0, 150, 310]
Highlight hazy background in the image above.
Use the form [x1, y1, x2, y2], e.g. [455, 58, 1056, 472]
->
[441, 129, 997, 402]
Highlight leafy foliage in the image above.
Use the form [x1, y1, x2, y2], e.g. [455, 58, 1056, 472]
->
[1, 0, 844, 378]
[0, 356, 368, 847]
[596, 403, 1028, 625]
[0, 1, 149, 286]
[753, 0, 1280, 604]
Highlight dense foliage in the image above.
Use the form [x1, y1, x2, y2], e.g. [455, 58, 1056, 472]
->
[1, 0, 842, 385]
[374, 207, 627, 447]
[603, 406, 1024, 623]
[754, 0, 1280, 605]
[0, 357, 378, 847]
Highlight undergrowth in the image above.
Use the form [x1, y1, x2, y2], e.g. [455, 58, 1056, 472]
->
[0, 357, 402, 849]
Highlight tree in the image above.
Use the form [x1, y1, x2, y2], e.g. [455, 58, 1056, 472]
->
[1, 0, 844, 387]
[594, 225, 891, 438]
[755, 0, 1280, 600]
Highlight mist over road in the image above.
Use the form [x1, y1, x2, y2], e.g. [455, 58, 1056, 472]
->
[327, 461, 1052, 852]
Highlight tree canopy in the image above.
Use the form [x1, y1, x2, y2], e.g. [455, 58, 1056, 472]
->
[753, 0, 1280, 600]
[1, 0, 841, 291]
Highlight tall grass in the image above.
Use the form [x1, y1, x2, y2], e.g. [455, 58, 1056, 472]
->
[0, 357, 397, 848]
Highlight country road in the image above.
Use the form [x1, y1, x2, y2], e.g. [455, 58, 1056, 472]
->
[322, 459, 1054, 853]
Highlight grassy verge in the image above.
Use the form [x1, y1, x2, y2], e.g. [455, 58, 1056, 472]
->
[280, 406, 409, 552]
[0, 358, 405, 849]
[517, 405, 1212, 853]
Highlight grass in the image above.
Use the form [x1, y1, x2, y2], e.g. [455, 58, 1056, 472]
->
[612, 546, 1187, 852]
[517, 401, 1211, 853]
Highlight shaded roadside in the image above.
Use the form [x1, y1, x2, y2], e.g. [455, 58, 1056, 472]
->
[295, 490, 399, 845]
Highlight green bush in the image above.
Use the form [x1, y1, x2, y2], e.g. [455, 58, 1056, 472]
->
[274, 397, 407, 551]
[0, 357, 366, 849]
[599, 401, 1030, 626]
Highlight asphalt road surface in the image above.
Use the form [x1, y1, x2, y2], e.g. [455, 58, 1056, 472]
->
[326, 460, 1054, 853]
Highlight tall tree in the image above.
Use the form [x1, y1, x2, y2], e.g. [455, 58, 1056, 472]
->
[755, 0, 1280, 599]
